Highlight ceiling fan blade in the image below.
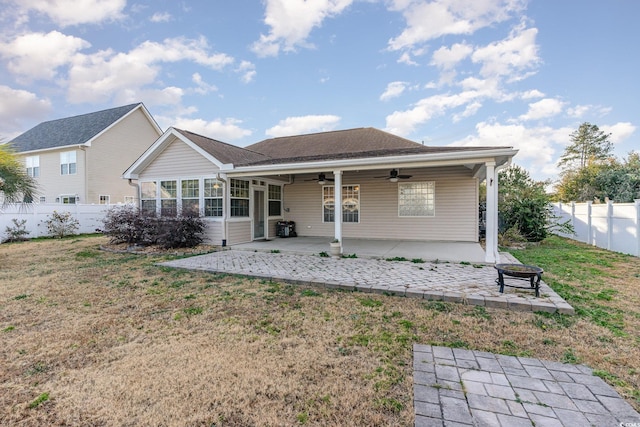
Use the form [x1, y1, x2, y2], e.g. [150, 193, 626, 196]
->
[398, 174, 412, 179]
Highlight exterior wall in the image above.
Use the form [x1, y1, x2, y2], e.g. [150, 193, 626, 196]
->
[86, 108, 162, 204]
[138, 137, 219, 179]
[21, 148, 86, 203]
[227, 220, 252, 244]
[268, 218, 279, 238]
[201, 219, 224, 245]
[283, 166, 479, 242]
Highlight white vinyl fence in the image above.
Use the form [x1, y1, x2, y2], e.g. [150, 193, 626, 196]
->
[552, 200, 640, 257]
[0, 203, 110, 240]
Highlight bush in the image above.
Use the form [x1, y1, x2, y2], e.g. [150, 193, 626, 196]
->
[3, 218, 30, 243]
[100, 205, 152, 245]
[42, 211, 80, 238]
[155, 216, 205, 249]
[100, 206, 205, 249]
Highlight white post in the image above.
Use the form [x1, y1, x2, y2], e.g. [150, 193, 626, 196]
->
[333, 170, 342, 252]
[571, 201, 576, 232]
[606, 200, 613, 250]
[587, 201, 593, 245]
[484, 162, 497, 263]
[635, 199, 640, 257]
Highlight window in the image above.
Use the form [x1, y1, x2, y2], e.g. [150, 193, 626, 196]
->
[60, 195, 78, 204]
[39, 196, 46, 203]
[230, 179, 249, 217]
[204, 178, 223, 217]
[160, 180, 177, 216]
[141, 181, 157, 215]
[181, 179, 199, 216]
[268, 184, 282, 216]
[99, 195, 110, 205]
[26, 156, 40, 177]
[60, 151, 77, 175]
[323, 185, 360, 223]
[398, 182, 435, 217]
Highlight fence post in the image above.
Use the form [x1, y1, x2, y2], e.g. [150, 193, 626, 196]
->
[606, 200, 613, 251]
[586, 201, 593, 245]
[571, 201, 576, 233]
[636, 199, 640, 257]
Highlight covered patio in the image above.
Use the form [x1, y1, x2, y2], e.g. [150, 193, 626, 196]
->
[230, 236, 489, 264]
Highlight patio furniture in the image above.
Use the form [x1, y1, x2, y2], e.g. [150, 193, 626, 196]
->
[494, 263, 543, 297]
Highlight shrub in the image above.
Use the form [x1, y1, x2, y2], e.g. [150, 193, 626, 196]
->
[100, 207, 205, 249]
[100, 205, 151, 245]
[42, 211, 79, 238]
[3, 218, 30, 243]
[155, 216, 205, 249]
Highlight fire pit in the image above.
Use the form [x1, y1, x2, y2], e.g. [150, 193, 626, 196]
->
[494, 263, 543, 297]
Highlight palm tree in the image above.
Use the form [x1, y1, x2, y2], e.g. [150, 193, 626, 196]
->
[0, 143, 37, 206]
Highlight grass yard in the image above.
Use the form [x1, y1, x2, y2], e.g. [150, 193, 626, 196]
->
[0, 234, 638, 426]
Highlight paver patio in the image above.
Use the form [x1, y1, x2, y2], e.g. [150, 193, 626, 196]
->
[161, 249, 574, 314]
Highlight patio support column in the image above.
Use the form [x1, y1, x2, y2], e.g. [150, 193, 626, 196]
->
[334, 170, 343, 250]
[485, 162, 498, 263]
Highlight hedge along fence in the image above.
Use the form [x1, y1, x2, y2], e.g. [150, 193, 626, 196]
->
[552, 200, 640, 257]
[0, 203, 110, 239]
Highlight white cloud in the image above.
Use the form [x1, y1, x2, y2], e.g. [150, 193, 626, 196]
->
[266, 115, 341, 137]
[519, 98, 565, 121]
[172, 117, 252, 141]
[380, 81, 408, 101]
[600, 122, 636, 144]
[471, 24, 540, 81]
[0, 86, 51, 136]
[520, 89, 544, 99]
[191, 73, 218, 95]
[567, 104, 612, 119]
[452, 121, 574, 178]
[385, 91, 482, 136]
[236, 61, 256, 84]
[66, 37, 235, 104]
[387, 0, 526, 51]
[251, 0, 353, 57]
[14, 0, 126, 27]
[150, 12, 172, 23]
[430, 42, 473, 69]
[397, 52, 418, 66]
[0, 31, 90, 81]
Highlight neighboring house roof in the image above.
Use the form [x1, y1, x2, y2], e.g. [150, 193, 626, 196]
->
[10, 103, 160, 153]
[174, 129, 269, 165]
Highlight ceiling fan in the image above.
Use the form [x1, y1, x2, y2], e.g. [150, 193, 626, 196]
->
[305, 173, 335, 184]
[375, 169, 412, 182]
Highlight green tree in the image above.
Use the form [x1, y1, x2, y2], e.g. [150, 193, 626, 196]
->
[498, 165, 554, 242]
[0, 143, 37, 205]
[557, 122, 613, 173]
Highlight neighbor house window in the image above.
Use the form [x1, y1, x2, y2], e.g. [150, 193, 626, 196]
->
[323, 185, 360, 223]
[60, 151, 77, 175]
[230, 179, 249, 217]
[181, 179, 199, 216]
[26, 156, 40, 177]
[398, 182, 435, 217]
[160, 180, 177, 216]
[140, 181, 157, 215]
[59, 195, 78, 204]
[268, 184, 282, 216]
[99, 195, 110, 205]
[39, 196, 46, 203]
[204, 178, 223, 217]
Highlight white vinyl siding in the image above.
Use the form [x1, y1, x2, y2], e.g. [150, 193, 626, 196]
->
[139, 137, 218, 179]
[284, 167, 477, 242]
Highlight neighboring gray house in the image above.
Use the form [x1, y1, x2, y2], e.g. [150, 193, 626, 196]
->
[124, 127, 517, 263]
[10, 103, 162, 205]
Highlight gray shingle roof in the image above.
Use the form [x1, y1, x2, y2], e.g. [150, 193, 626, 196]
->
[10, 103, 141, 152]
[174, 129, 270, 165]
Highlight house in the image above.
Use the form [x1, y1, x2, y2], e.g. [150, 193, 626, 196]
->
[123, 127, 517, 263]
[9, 103, 163, 205]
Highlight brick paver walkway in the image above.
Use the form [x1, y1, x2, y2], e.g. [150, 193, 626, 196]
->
[414, 344, 640, 426]
[161, 250, 574, 314]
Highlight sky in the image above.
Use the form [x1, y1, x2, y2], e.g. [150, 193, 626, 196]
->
[0, 0, 637, 183]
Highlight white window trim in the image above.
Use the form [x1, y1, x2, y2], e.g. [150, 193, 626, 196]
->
[398, 181, 435, 217]
[26, 155, 40, 178]
[322, 184, 360, 224]
[60, 151, 77, 176]
[267, 184, 283, 218]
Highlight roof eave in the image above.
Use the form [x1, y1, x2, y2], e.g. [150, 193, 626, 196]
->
[227, 148, 518, 177]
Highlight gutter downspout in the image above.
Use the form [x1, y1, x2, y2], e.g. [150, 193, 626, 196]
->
[128, 179, 139, 206]
[216, 173, 228, 247]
